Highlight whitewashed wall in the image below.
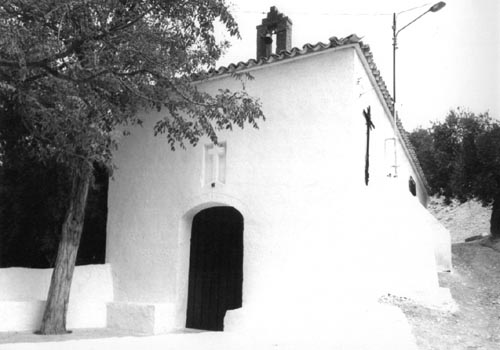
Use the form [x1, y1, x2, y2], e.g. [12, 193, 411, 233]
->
[106, 46, 448, 333]
[353, 48, 451, 272]
[0, 264, 113, 331]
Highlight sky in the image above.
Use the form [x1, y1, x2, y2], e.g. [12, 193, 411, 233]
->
[215, 0, 499, 131]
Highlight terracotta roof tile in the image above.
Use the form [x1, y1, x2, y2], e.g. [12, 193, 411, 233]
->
[193, 35, 363, 81]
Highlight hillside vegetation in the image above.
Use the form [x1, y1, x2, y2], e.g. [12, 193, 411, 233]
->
[409, 109, 500, 240]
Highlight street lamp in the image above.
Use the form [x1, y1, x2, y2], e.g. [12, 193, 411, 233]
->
[392, 1, 446, 117]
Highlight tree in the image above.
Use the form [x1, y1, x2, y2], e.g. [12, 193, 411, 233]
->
[0, 0, 264, 334]
[0, 109, 108, 268]
[474, 123, 500, 237]
[0, 102, 101, 269]
[409, 108, 500, 239]
[408, 127, 439, 194]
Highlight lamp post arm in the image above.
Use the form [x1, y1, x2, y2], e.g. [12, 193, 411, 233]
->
[396, 10, 431, 36]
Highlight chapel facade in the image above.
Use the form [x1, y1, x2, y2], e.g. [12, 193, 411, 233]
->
[105, 7, 452, 334]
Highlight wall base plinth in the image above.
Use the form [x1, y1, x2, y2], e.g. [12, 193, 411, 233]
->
[106, 302, 176, 334]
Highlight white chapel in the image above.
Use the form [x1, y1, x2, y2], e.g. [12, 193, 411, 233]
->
[104, 6, 452, 336]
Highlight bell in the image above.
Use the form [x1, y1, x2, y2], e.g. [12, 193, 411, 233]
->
[262, 33, 273, 45]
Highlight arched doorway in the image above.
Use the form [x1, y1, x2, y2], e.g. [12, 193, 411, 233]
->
[186, 206, 243, 331]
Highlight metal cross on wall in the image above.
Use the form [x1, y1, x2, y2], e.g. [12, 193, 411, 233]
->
[363, 106, 375, 186]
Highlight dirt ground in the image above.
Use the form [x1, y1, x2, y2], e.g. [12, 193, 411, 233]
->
[427, 197, 492, 243]
[385, 197, 500, 350]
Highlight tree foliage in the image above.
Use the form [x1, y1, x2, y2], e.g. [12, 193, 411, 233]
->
[0, 0, 264, 334]
[0, 0, 264, 168]
[409, 108, 500, 238]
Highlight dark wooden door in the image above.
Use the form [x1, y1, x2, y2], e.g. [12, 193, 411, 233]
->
[186, 206, 243, 331]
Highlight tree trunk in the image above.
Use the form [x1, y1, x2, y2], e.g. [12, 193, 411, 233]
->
[39, 162, 92, 335]
[491, 194, 500, 240]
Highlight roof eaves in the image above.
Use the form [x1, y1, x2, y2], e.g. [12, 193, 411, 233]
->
[356, 43, 430, 193]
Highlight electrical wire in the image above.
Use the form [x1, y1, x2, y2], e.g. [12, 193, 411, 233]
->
[397, 3, 431, 15]
[231, 3, 434, 17]
[232, 9, 392, 16]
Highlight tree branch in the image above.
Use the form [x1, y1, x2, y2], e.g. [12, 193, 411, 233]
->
[0, 37, 84, 69]
[106, 7, 153, 34]
[118, 78, 164, 105]
[0, 4, 154, 69]
[38, 65, 76, 83]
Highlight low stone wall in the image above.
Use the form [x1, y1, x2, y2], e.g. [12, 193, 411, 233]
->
[0, 264, 113, 331]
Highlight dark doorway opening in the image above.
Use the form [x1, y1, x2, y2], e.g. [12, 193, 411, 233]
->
[186, 206, 243, 331]
[409, 176, 417, 197]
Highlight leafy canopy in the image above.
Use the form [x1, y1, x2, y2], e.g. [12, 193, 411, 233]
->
[409, 108, 500, 205]
[0, 0, 264, 169]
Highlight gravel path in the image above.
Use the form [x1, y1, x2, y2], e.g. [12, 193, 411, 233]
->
[387, 241, 500, 350]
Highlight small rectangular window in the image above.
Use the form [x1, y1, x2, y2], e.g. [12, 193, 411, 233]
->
[203, 142, 226, 185]
[384, 138, 398, 177]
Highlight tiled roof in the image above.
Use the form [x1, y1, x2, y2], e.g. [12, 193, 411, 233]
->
[193, 34, 430, 192]
[193, 34, 365, 81]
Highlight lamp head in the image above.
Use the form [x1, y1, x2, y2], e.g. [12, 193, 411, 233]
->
[430, 2, 446, 12]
